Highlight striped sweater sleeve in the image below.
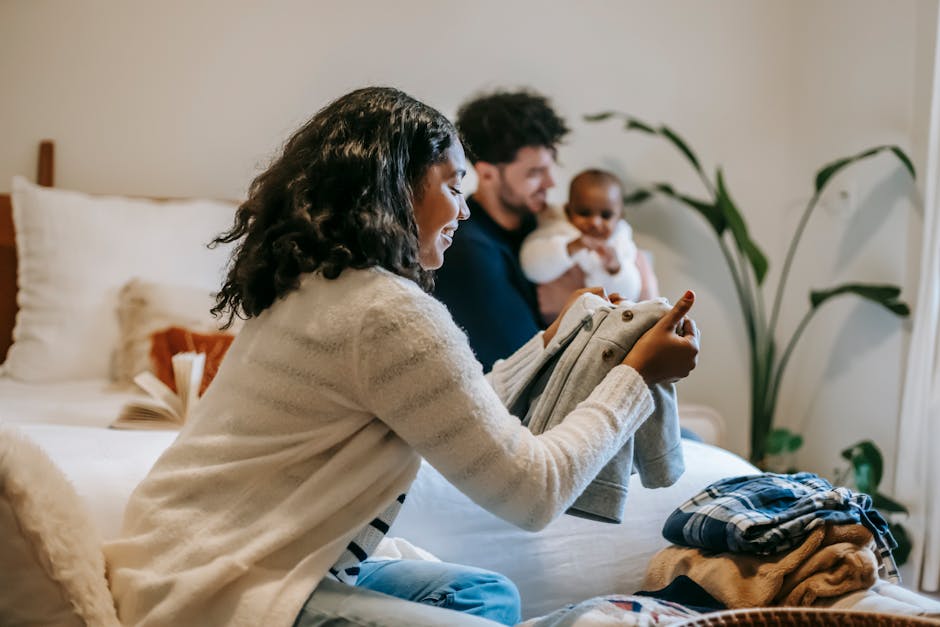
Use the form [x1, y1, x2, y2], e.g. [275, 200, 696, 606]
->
[355, 282, 654, 531]
[484, 332, 545, 405]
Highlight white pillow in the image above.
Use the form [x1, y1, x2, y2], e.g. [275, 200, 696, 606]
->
[6, 176, 236, 382]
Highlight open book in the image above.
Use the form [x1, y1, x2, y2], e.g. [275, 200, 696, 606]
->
[111, 352, 206, 430]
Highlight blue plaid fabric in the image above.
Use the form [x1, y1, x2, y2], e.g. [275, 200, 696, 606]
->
[662, 472, 900, 583]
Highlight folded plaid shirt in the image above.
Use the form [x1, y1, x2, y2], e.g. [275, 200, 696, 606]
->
[662, 472, 900, 583]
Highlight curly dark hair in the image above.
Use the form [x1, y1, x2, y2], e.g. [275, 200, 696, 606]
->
[456, 89, 569, 165]
[210, 86, 457, 328]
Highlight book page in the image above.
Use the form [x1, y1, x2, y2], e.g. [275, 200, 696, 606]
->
[111, 352, 207, 429]
[133, 371, 183, 417]
[111, 377, 179, 428]
[172, 352, 206, 417]
[111, 399, 181, 430]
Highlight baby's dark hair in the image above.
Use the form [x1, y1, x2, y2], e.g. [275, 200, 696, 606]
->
[210, 86, 457, 328]
[456, 89, 569, 164]
[568, 168, 624, 198]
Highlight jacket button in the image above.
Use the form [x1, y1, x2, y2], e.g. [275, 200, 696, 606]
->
[622, 310, 634, 322]
[602, 348, 615, 361]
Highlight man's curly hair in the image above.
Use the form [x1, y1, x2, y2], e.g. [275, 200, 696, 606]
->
[210, 87, 456, 328]
[456, 89, 569, 165]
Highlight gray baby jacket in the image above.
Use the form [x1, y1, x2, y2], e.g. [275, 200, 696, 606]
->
[507, 294, 685, 523]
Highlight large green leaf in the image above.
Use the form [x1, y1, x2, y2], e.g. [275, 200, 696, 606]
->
[596, 113, 705, 175]
[650, 183, 726, 235]
[810, 283, 910, 316]
[814, 145, 916, 194]
[716, 169, 769, 284]
[765, 427, 804, 456]
[623, 189, 652, 205]
[661, 125, 703, 174]
[890, 146, 916, 179]
[840, 440, 884, 493]
[815, 157, 853, 193]
[583, 111, 618, 122]
[626, 118, 657, 134]
[872, 492, 909, 514]
[682, 196, 726, 235]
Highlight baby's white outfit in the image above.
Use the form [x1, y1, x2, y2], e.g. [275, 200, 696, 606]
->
[520, 214, 643, 300]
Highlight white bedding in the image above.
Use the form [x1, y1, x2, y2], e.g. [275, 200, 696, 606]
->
[14, 423, 177, 540]
[0, 375, 755, 616]
[5, 375, 938, 620]
[392, 445, 756, 618]
[0, 377, 144, 428]
[17, 420, 754, 618]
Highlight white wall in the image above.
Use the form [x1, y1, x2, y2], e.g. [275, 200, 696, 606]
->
[0, 0, 931, 473]
[779, 0, 934, 481]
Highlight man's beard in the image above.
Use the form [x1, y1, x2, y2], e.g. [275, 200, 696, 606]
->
[497, 176, 541, 217]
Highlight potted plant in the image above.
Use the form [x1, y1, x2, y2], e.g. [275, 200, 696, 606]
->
[835, 440, 911, 565]
[586, 112, 914, 465]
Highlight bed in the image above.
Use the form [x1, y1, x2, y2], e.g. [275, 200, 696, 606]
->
[1, 142, 938, 625]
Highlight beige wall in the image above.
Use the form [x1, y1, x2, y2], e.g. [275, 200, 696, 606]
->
[780, 0, 934, 481]
[0, 0, 932, 474]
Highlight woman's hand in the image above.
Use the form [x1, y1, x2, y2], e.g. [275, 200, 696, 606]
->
[622, 290, 700, 385]
[542, 286, 615, 347]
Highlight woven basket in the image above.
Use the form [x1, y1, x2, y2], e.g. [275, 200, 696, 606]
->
[675, 607, 940, 626]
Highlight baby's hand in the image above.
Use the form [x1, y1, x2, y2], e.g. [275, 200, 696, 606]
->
[568, 236, 621, 274]
[597, 244, 621, 275]
[576, 235, 606, 251]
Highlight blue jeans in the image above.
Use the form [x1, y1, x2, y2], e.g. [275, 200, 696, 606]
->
[294, 559, 522, 627]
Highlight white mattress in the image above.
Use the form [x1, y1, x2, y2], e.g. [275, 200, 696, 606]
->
[16, 419, 753, 618]
[0, 376, 175, 539]
[15, 423, 177, 540]
[392, 444, 756, 618]
[1, 375, 756, 617]
[6, 375, 937, 620]
[0, 376, 145, 428]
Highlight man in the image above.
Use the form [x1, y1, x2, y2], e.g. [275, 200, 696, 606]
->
[434, 89, 570, 371]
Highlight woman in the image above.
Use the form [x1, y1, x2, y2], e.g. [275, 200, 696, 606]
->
[105, 87, 700, 627]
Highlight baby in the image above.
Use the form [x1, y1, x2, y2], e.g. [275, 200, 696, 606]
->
[520, 169, 658, 321]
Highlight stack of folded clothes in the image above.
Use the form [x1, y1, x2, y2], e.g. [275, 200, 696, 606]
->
[641, 472, 899, 610]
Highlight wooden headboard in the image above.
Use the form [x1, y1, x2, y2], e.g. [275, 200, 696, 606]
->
[0, 140, 55, 362]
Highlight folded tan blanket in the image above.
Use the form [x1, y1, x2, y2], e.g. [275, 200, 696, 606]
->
[643, 523, 878, 608]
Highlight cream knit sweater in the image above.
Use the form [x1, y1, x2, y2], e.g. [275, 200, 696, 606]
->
[104, 267, 654, 627]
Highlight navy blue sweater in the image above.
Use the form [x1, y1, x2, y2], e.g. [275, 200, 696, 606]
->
[433, 196, 543, 371]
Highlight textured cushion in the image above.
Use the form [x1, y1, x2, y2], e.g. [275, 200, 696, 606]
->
[113, 278, 237, 385]
[149, 326, 235, 395]
[0, 426, 119, 626]
[5, 176, 236, 382]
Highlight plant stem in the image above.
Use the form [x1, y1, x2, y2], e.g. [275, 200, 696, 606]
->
[717, 234, 756, 344]
[697, 170, 717, 198]
[754, 274, 768, 348]
[763, 193, 822, 449]
[767, 306, 816, 421]
[769, 192, 821, 336]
